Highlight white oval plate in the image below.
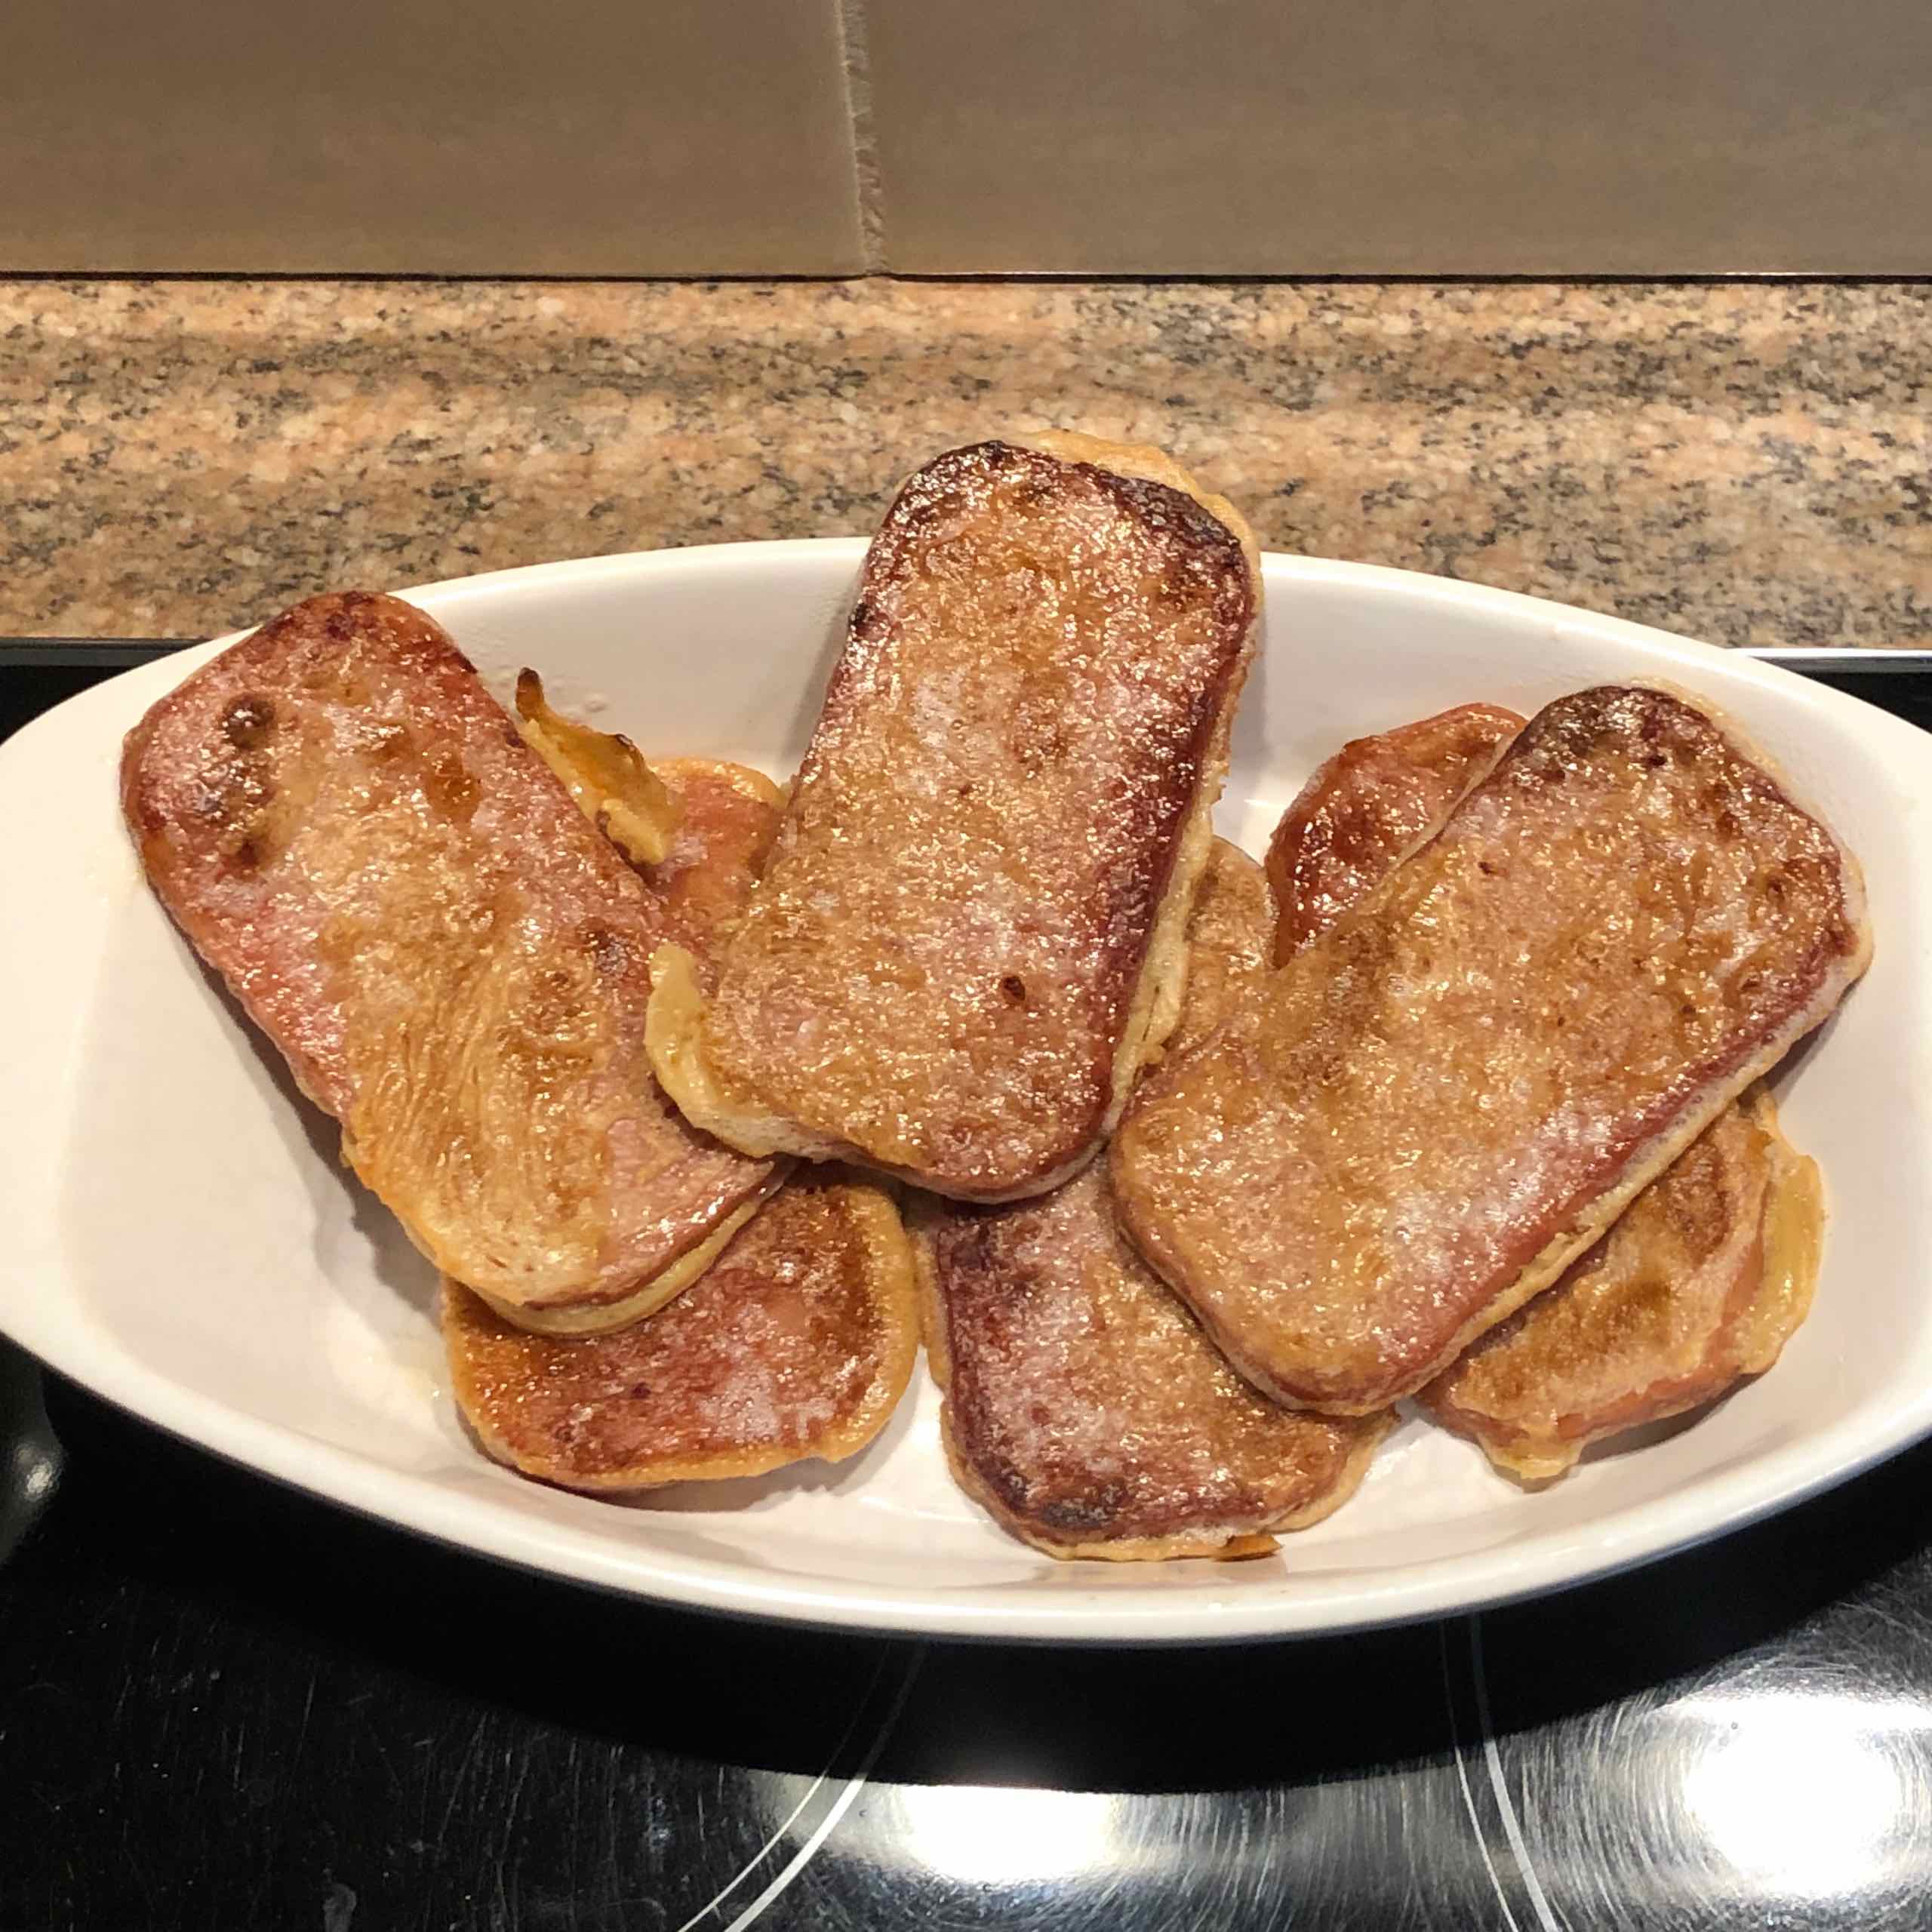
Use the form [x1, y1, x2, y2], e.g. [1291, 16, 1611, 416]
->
[4, 542, 1930, 1644]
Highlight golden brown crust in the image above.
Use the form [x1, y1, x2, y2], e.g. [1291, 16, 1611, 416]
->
[514, 668, 681, 866]
[466, 749, 792, 1333]
[635, 757, 786, 980]
[1114, 684, 1870, 1416]
[915, 1173, 1390, 1560]
[915, 842, 1389, 1561]
[445, 1172, 919, 1490]
[1417, 1091, 1821, 1479]
[463, 1185, 780, 1337]
[120, 590, 780, 1330]
[1266, 703, 1524, 964]
[1263, 705, 1827, 1474]
[650, 435, 1260, 1201]
[1161, 835, 1276, 1062]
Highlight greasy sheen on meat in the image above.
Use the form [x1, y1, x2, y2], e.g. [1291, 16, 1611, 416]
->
[917, 843, 1389, 1561]
[641, 758, 786, 978]
[1419, 1091, 1821, 1479]
[446, 1171, 918, 1489]
[443, 731, 923, 1491]
[1266, 700, 1823, 1478]
[1265, 703, 1524, 962]
[1160, 833, 1275, 1063]
[648, 432, 1260, 1202]
[919, 1169, 1389, 1560]
[1112, 685, 1869, 1415]
[121, 591, 780, 1331]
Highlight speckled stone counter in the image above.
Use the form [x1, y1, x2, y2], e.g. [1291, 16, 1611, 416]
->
[4, 279, 1927, 645]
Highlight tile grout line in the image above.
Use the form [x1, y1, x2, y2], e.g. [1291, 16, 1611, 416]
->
[835, 0, 887, 275]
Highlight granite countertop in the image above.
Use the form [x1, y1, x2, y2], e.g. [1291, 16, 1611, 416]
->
[2, 279, 1927, 646]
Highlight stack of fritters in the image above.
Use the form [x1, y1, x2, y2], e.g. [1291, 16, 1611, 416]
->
[1256, 703, 1831, 1478]
[122, 430, 1872, 1558]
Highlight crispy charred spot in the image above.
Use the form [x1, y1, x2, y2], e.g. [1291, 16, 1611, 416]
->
[1155, 555, 1204, 609]
[980, 1454, 1038, 1516]
[1016, 719, 1069, 773]
[192, 757, 275, 827]
[220, 695, 275, 749]
[1037, 1483, 1129, 1533]
[422, 745, 480, 823]
[297, 646, 365, 700]
[325, 608, 357, 642]
[891, 440, 1253, 626]
[1000, 974, 1028, 1007]
[584, 923, 630, 977]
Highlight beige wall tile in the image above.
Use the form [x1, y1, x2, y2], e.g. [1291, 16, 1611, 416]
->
[864, 0, 1932, 274]
[0, 0, 863, 273]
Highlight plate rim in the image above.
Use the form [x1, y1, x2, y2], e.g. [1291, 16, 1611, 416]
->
[4, 538, 1929, 1644]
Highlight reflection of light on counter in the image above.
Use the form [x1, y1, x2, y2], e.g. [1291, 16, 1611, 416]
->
[1679, 1690, 1924, 1899]
[893, 1785, 1121, 1886]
